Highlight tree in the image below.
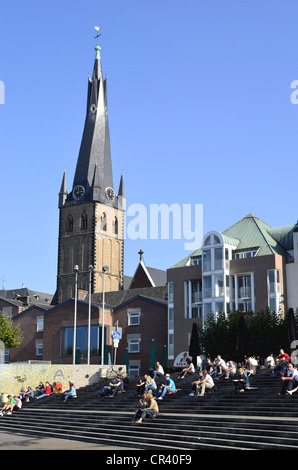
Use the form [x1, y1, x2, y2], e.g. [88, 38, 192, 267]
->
[199, 309, 290, 361]
[0, 314, 22, 349]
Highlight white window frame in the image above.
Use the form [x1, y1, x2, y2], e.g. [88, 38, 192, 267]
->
[36, 316, 44, 332]
[129, 365, 140, 377]
[128, 309, 140, 326]
[35, 340, 43, 356]
[128, 338, 140, 353]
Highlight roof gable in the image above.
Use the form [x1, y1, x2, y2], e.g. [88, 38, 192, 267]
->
[113, 294, 167, 312]
[128, 261, 166, 289]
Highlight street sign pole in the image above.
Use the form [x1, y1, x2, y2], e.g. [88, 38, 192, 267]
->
[112, 326, 121, 365]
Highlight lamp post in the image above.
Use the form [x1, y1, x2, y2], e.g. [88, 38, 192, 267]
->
[101, 266, 109, 366]
[73, 265, 79, 365]
[87, 264, 94, 365]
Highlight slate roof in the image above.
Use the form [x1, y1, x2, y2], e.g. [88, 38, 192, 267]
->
[0, 288, 53, 307]
[113, 294, 168, 312]
[91, 285, 167, 308]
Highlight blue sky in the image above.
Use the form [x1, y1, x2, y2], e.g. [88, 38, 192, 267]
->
[1, 0, 298, 294]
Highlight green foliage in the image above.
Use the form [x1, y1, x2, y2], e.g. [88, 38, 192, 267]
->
[198, 309, 290, 361]
[0, 314, 23, 349]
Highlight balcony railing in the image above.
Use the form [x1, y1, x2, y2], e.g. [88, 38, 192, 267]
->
[238, 286, 251, 299]
[192, 291, 202, 303]
[269, 282, 281, 294]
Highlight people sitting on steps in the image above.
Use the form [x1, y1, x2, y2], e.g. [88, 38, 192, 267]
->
[155, 374, 176, 400]
[136, 375, 148, 397]
[225, 360, 237, 379]
[61, 381, 77, 402]
[189, 370, 215, 397]
[279, 362, 298, 395]
[134, 391, 159, 423]
[36, 382, 52, 400]
[100, 375, 124, 398]
[245, 356, 257, 377]
[233, 367, 250, 393]
[177, 358, 195, 379]
[210, 355, 226, 379]
[151, 361, 165, 381]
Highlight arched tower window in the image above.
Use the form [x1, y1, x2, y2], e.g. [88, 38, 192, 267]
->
[67, 214, 73, 232]
[101, 212, 107, 232]
[113, 216, 118, 235]
[81, 211, 88, 230]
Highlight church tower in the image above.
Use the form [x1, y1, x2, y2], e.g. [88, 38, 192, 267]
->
[55, 43, 126, 304]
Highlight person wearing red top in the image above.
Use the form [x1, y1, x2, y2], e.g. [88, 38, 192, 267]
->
[36, 382, 52, 400]
[278, 349, 290, 362]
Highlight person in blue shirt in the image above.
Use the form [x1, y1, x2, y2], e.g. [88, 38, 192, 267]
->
[61, 381, 77, 402]
[23, 386, 35, 402]
[155, 374, 176, 400]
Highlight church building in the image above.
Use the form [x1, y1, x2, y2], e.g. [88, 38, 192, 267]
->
[54, 43, 126, 305]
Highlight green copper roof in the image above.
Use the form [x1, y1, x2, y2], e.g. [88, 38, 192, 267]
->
[222, 234, 240, 247]
[171, 213, 295, 268]
[222, 213, 289, 257]
[95, 45, 101, 60]
[268, 224, 295, 251]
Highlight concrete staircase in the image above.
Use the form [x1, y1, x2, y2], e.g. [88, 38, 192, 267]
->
[1, 369, 298, 450]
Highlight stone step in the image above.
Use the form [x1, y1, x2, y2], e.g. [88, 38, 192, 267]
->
[1, 408, 298, 450]
[1, 369, 297, 450]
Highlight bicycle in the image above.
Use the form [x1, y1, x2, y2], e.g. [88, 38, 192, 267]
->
[105, 366, 126, 380]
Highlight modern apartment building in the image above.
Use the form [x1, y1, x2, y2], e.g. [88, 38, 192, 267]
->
[167, 213, 298, 366]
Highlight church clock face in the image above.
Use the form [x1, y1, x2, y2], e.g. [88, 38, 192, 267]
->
[105, 187, 115, 202]
[73, 185, 85, 200]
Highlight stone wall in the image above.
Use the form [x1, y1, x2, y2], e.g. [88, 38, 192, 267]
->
[0, 363, 125, 403]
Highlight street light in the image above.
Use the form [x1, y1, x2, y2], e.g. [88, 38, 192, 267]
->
[101, 265, 109, 366]
[73, 265, 79, 366]
[87, 264, 94, 365]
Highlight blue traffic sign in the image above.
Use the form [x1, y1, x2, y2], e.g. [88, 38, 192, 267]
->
[112, 331, 121, 340]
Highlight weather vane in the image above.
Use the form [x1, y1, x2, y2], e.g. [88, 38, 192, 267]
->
[94, 26, 101, 46]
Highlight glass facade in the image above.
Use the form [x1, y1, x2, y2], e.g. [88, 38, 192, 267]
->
[62, 325, 104, 357]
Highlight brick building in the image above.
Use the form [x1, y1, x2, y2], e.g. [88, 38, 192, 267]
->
[113, 295, 167, 376]
[10, 299, 113, 364]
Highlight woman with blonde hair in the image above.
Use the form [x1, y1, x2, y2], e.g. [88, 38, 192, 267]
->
[135, 392, 159, 423]
[144, 375, 157, 394]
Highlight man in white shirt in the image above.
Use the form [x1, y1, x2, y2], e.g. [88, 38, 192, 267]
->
[195, 370, 215, 397]
[213, 355, 226, 379]
[225, 360, 236, 379]
[279, 363, 298, 395]
[266, 353, 275, 370]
